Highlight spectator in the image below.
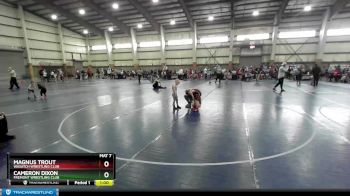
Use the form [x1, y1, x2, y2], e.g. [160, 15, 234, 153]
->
[8, 67, 19, 90]
[312, 64, 321, 87]
[273, 62, 289, 92]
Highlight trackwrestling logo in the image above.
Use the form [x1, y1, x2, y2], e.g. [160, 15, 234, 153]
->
[1, 188, 57, 196]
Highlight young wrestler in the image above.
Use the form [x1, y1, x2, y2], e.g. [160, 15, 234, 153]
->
[184, 89, 202, 111]
[27, 81, 37, 100]
[172, 79, 181, 110]
[37, 83, 47, 100]
[153, 77, 166, 90]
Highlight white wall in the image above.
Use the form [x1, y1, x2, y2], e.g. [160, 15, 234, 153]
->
[0, 0, 87, 68]
[2, 0, 350, 69]
[82, 14, 350, 67]
[87, 21, 350, 67]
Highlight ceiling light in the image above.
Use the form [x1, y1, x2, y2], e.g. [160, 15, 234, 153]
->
[208, 16, 214, 21]
[83, 29, 88, 34]
[170, 20, 176, 25]
[304, 5, 312, 12]
[137, 24, 143, 29]
[152, 0, 159, 3]
[253, 10, 259, 16]
[112, 3, 119, 9]
[51, 14, 57, 20]
[108, 27, 114, 32]
[79, 9, 86, 15]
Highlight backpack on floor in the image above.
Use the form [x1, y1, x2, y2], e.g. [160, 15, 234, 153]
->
[340, 75, 346, 82]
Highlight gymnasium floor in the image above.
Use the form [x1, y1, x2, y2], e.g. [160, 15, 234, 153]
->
[1, 78, 350, 190]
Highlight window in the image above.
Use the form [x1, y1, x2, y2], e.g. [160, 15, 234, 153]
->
[327, 28, 350, 37]
[114, 43, 132, 49]
[167, 39, 193, 46]
[139, 41, 161, 48]
[91, 45, 106, 50]
[236, 33, 269, 41]
[199, 36, 229, 44]
[278, 30, 316, 38]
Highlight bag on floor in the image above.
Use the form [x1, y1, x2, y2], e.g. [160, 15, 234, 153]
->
[0, 113, 8, 136]
[340, 75, 346, 82]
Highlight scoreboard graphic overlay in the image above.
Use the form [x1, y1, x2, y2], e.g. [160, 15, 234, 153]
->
[7, 153, 115, 187]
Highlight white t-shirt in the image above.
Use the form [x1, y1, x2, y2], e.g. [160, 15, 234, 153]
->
[10, 70, 16, 78]
[216, 66, 222, 74]
[28, 83, 35, 90]
[278, 66, 289, 79]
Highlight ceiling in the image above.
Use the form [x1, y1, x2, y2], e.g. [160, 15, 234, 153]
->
[5, 0, 350, 36]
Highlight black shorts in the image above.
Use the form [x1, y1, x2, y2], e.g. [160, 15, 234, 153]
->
[216, 73, 223, 79]
[40, 89, 47, 96]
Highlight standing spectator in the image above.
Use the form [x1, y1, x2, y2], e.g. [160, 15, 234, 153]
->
[137, 68, 143, 84]
[215, 65, 223, 84]
[39, 68, 44, 82]
[87, 68, 93, 80]
[178, 68, 184, 80]
[295, 65, 303, 86]
[255, 67, 261, 82]
[273, 62, 289, 92]
[50, 70, 56, 82]
[204, 67, 208, 79]
[8, 67, 19, 90]
[96, 68, 101, 79]
[58, 69, 64, 81]
[43, 69, 48, 82]
[107, 67, 112, 79]
[103, 68, 107, 79]
[131, 70, 136, 79]
[111, 69, 115, 80]
[80, 69, 83, 80]
[75, 69, 80, 80]
[232, 69, 238, 80]
[312, 64, 321, 87]
[121, 69, 125, 79]
[0, 112, 8, 138]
